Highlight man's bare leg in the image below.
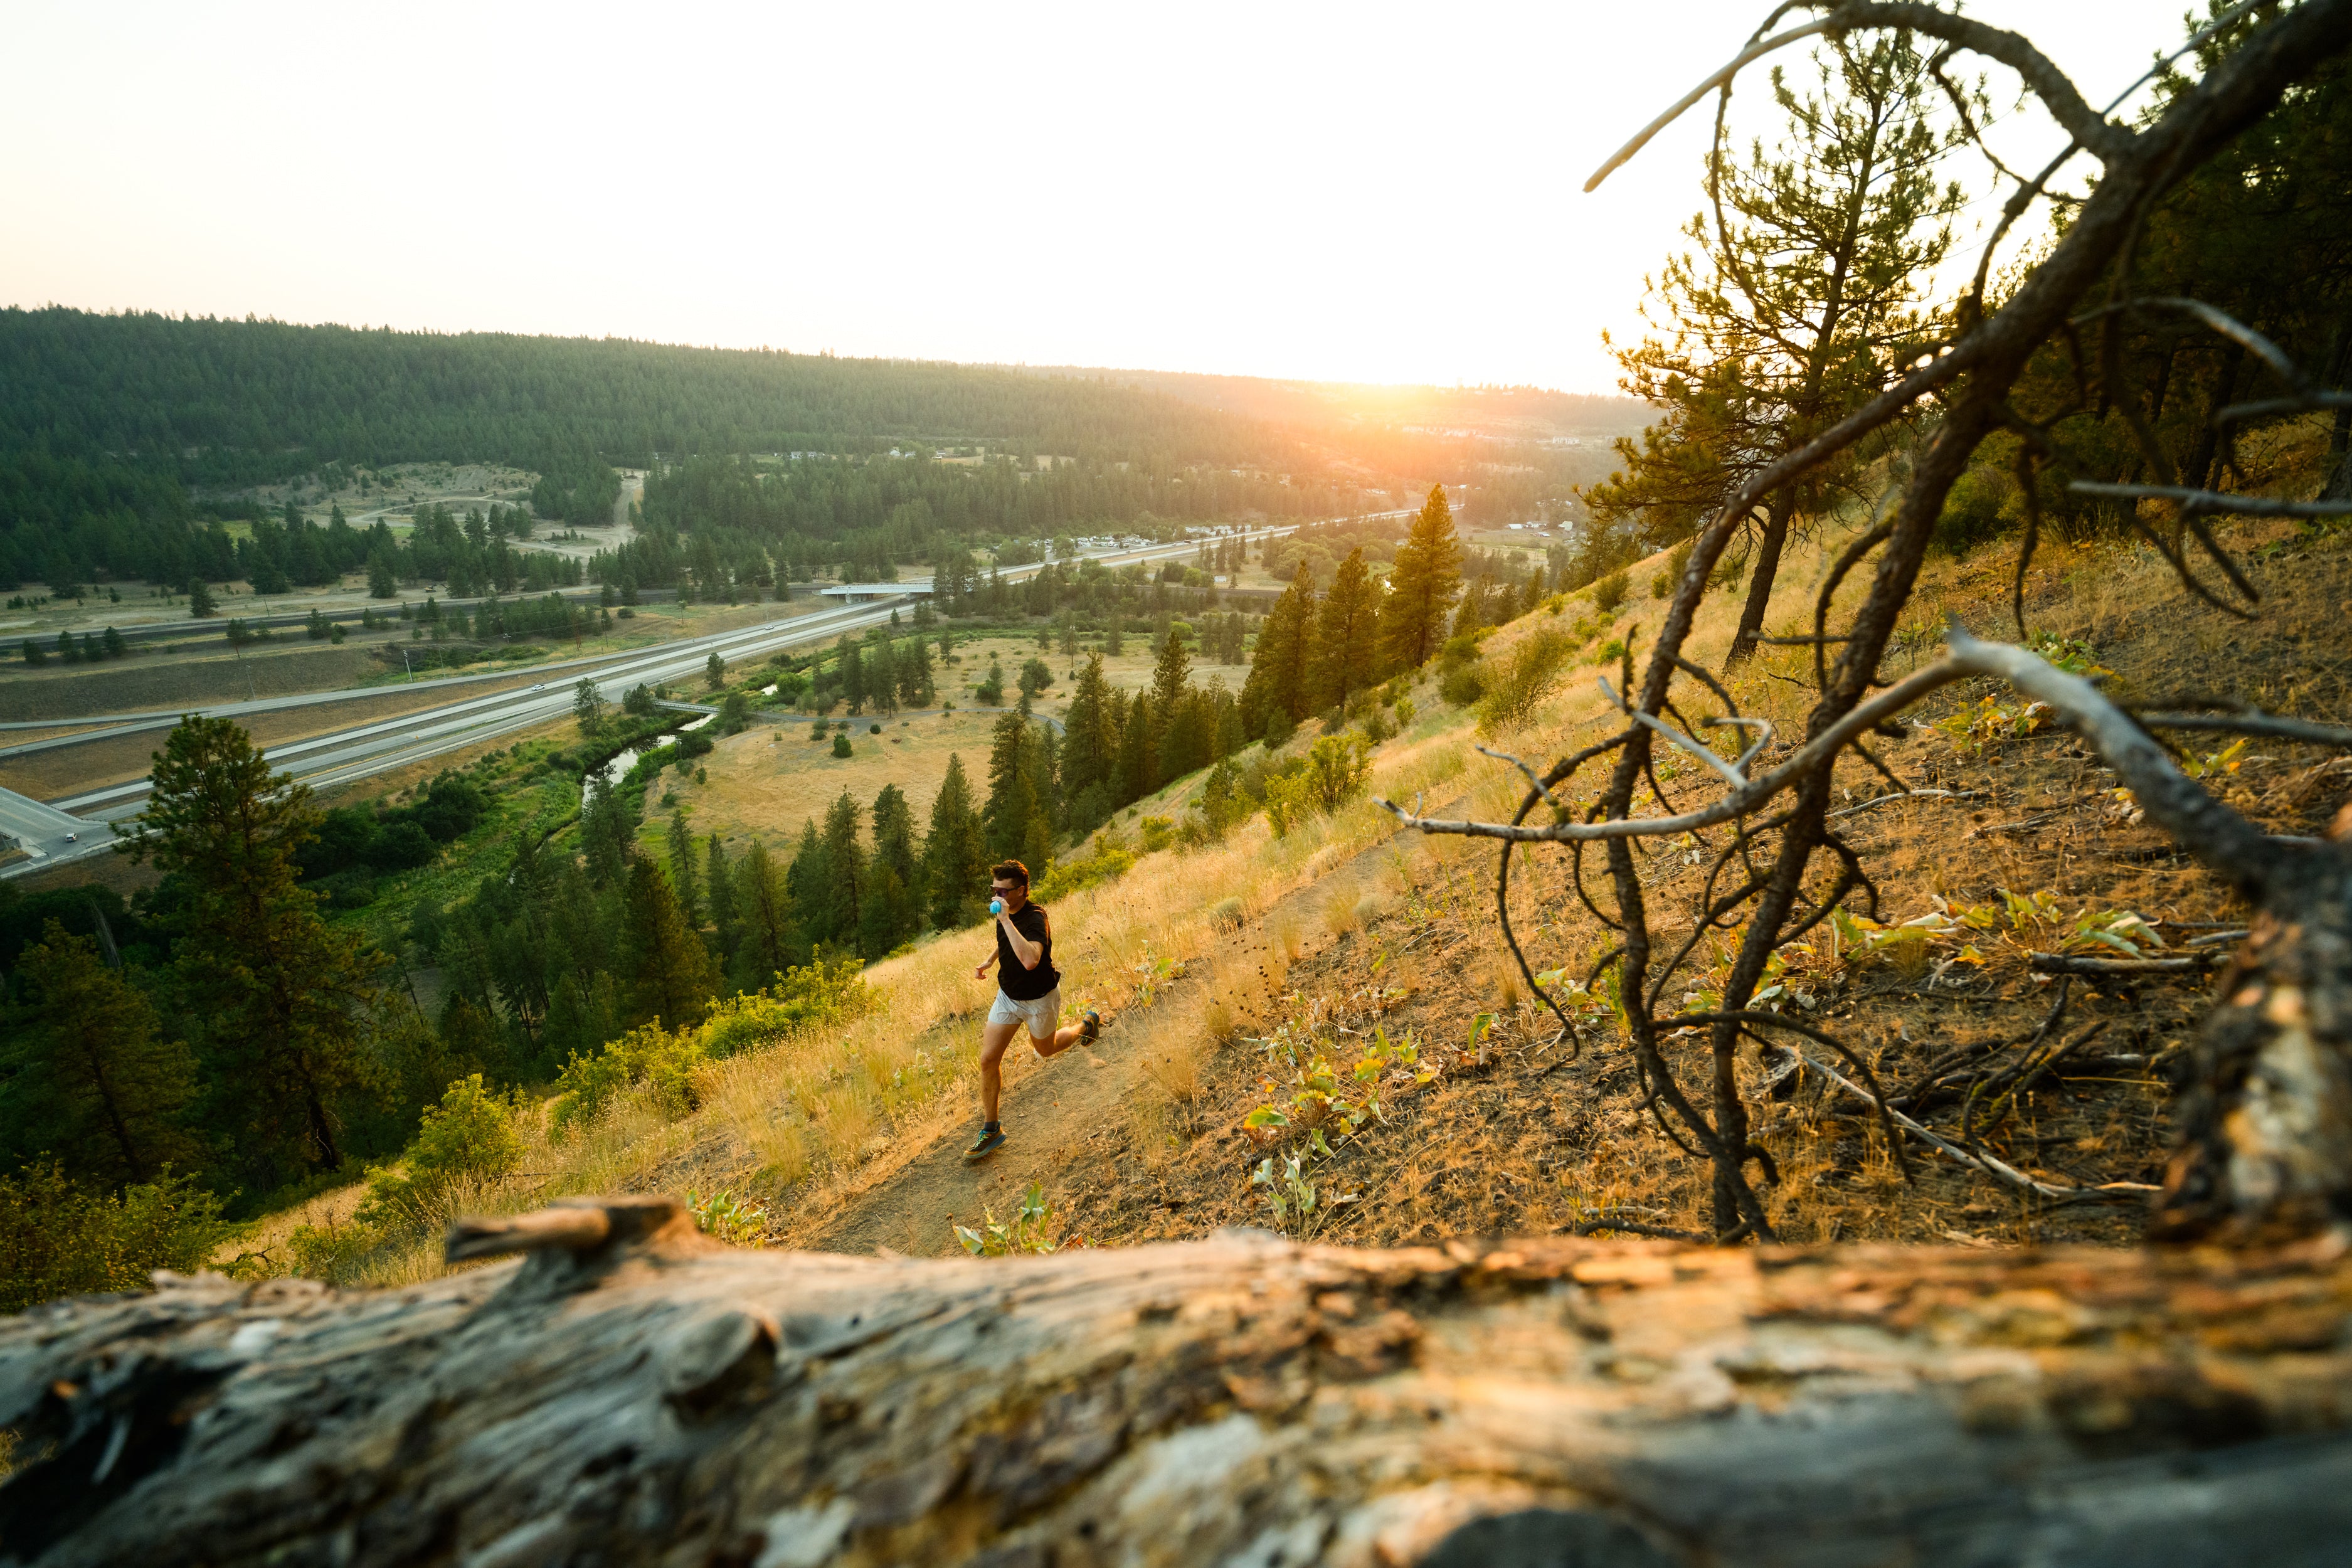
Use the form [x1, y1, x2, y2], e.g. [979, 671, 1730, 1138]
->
[979, 1019, 1020, 1125]
[1033, 1005, 1103, 1060]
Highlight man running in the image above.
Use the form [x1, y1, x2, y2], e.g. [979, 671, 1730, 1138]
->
[965, 859, 1099, 1163]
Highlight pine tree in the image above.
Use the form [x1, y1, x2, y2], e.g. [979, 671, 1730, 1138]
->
[574, 677, 605, 741]
[188, 579, 216, 618]
[1148, 619, 1194, 782]
[862, 783, 923, 955]
[581, 778, 633, 889]
[621, 858, 719, 1027]
[1060, 653, 1118, 806]
[705, 652, 726, 691]
[1, 922, 198, 1185]
[1149, 619, 1191, 723]
[1104, 615, 1124, 657]
[1239, 571, 1316, 738]
[1117, 689, 1157, 803]
[902, 635, 935, 707]
[868, 639, 900, 715]
[1308, 547, 1380, 714]
[922, 755, 987, 930]
[731, 839, 796, 985]
[1453, 576, 1491, 639]
[1583, 30, 1964, 664]
[704, 834, 736, 958]
[983, 707, 1044, 859]
[666, 808, 701, 927]
[1376, 485, 1464, 672]
[1207, 677, 1245, 760]
[840, 637, 867, 714]
[786, 818, 826, 924]
[131, 716, 386, 1176]
[1160, 689, 1212, 781]
[818, 790, 869, 948]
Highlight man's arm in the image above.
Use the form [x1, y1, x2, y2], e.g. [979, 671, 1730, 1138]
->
[973, 945, 998, 983]
[997, 909, 1043, 969]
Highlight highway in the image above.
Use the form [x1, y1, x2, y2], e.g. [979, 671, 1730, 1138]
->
[0, 523, 1316, 877]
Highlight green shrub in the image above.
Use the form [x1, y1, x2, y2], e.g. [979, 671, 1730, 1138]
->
[1475, 625, 1578, 736]
[1438, 662, 1486, 706]
[1436, 630, 1486, 672]
[1263, 768, 1315, 837]
[354, 1074, 524, 1237]
[1034, 834, 1136, 901]
[1300, 734, 1372, 813]
[832, 733, 854, 758]
[699, 957, 873, 1057]
[1139, 815, 1176, 854]
[1592, 569, 1630, 613]
[0, 1163, 228, 1313]
[1935, 464, 2016, 557]
[551, 1020, 706, 1136]
[1237, 752, 1303, 805]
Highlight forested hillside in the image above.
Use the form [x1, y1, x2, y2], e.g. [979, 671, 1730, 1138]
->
[1, 308, 1296, 482]
[0, 309, 1352, 594]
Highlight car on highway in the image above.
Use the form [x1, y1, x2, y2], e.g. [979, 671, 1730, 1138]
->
[64, 832, 77, 843]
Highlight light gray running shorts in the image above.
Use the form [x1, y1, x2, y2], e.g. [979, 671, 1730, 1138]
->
[988, 987, 1061, 1040]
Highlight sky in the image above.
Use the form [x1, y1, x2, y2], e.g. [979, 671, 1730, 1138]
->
[1, 3, 2185, 394]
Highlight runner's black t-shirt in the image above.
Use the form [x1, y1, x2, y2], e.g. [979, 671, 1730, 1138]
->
[995, 902, 1060, 1000]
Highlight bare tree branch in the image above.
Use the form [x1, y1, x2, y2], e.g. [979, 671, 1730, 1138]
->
[2134, 710, 2352, 748]
[2068, 481, 2352, 520]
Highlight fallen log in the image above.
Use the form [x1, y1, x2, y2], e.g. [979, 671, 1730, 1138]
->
[4, 1195, 2352, 1567]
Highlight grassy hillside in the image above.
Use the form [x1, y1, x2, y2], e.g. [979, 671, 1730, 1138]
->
[222, 475, 2352, 1281]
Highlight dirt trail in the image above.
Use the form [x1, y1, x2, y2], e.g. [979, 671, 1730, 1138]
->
[806, 841, 1401, 1258]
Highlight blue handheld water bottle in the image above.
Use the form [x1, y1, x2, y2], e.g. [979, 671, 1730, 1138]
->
[990, 897, 1004, 915]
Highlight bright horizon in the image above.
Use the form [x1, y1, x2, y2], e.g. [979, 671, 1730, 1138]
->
[4, 3, 2173, 395]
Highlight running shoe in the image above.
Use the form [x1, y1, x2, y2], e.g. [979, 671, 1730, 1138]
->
[1080, 1009, 1103, 1044]
[963, 1126, 1007, 1163]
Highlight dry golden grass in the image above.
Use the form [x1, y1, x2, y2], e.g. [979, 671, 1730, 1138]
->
[241, 714, 1473, 1281]
[664, 710, 985, 847]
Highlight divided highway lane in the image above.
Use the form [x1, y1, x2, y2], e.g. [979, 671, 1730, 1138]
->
[53, 598, 917, 820]
[0, 524, 1300, 748]
[0, 521, 1316, 877]
[8, 598, 918, 877]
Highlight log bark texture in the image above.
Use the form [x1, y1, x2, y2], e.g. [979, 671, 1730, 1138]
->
[6, 1197, 2352, 1567]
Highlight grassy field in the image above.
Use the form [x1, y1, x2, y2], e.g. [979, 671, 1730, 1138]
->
[654, 712, 988, 850]
[944, 627, 1253, 705]
[649, 626, 1259, 849]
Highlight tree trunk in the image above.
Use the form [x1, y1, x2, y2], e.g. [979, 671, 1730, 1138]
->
[8, 1197, 2352, 1567]
[2155, 854, 2352, 1241]
[1722, 497, 1792, 668]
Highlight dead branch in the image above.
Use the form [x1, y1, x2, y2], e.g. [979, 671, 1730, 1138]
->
[2029, 953, 2223, 977]
[1789, 1048, 2099, 1200]
[2134, 710, 2352, 749]
[2068, 480, 2352, 520]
